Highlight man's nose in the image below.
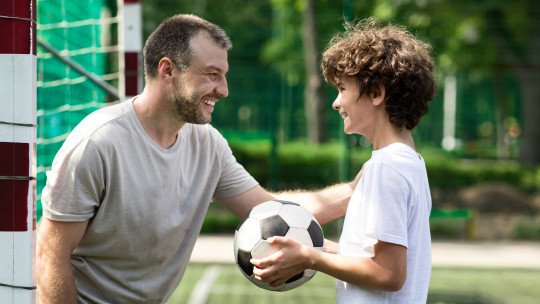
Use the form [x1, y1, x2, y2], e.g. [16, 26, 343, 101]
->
[216, 77, 228, 98]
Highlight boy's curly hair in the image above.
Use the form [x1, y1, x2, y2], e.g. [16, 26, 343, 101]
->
[321, 18, 437, 130]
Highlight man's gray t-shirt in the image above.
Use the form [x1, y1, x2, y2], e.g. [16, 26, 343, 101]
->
[41, 100, 258, 303]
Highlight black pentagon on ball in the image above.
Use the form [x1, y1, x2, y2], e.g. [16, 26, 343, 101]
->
[285, 271, 304, 284]
[237, 249, 253, 276]
[260, 215, 290, 240]
[236, 209, 253, 231]
[308, 220, 324, 247]
[275, 200, 300, 206]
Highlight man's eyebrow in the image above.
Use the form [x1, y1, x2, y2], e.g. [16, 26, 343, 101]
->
[205, 65, 228, 74]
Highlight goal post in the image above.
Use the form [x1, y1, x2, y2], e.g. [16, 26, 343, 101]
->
[0, 1, 141, 301]
[0, 0, 38, 302]
[122, 0, 143, 98]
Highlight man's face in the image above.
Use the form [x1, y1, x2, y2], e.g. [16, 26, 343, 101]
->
[171, 33, 229, 125]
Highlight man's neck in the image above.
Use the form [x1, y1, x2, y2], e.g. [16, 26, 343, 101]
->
[132, 89, 184, 149]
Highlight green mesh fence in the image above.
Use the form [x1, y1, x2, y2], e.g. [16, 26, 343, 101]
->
[36, 0, 120, 221]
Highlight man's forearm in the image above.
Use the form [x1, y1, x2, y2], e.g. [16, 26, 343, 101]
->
[274, 181, 355, 224]
[36, 219, 88, 304]
[37, 260, 77, 304]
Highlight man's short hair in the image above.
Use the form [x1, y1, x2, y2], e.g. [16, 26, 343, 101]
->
[321, 18, 437, 130]
[143, 14, 232, 78]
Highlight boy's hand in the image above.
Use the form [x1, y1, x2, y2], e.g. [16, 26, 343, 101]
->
[250, 236, 315, 287]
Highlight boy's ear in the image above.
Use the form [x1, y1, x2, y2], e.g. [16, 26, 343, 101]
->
[371, 83, 386, 106]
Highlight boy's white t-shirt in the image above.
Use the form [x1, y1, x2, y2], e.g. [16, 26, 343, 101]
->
[336, 143, 432, 304]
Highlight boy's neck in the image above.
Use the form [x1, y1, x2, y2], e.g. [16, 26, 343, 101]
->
[372, 127, 415, 151]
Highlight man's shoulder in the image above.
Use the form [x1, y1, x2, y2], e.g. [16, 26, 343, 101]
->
[88, 100, 131, 124]
[65, 101, 132, 147]
[80, 101, 131, 131]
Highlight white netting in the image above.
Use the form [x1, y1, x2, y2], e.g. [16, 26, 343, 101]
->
[36, 0, 122, 218]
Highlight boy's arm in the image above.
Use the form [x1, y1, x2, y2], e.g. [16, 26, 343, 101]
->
[251, 237, 407, 292]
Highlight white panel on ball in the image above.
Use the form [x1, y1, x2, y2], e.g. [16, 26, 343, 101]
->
[285, 227, 314, 247]
[251, 239, 279, 259]
[279, 204, 312, 228]
[248, 200, 282, 221]
[235, 218, 261, 251]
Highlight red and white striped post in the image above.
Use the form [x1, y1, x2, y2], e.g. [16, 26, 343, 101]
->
[122, 0, 142, 98]
[0, 0, 37, 303]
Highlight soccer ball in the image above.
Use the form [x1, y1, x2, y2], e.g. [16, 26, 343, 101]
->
[234, 200, 324, 291]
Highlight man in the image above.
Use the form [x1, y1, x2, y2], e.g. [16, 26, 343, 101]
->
[36, 14, 355, 303]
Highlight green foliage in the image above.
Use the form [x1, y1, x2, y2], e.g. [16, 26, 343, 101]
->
[200, 211, 240, 234]
[262, 0, 343, 86]
[229, 140, 538, 193]
[139, 0, 539, 164]
[202, 140, 538, 235]
[430, 219, 466, 240]
[512, 218, 540, 240]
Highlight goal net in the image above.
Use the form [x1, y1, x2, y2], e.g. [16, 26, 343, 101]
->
[36, 0, 121, 220]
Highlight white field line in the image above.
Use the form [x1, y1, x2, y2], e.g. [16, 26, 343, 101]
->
[187, 265, 220, 304]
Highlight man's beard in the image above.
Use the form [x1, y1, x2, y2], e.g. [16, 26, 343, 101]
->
[172, 80, 211, 125]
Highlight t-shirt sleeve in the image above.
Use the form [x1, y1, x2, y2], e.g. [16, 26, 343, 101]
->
[41, 137, 105, 221]
[364, 162, 409, 250]
[211, 130, 258, 199]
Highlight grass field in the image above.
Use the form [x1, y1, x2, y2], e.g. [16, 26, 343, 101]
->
[168, 264, 540, 304]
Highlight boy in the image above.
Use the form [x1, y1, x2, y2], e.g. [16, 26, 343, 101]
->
[251, 18, 437, 303]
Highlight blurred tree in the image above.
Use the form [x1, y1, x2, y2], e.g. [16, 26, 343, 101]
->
[482, 1, 540, 165]
[141, 0, 539, 165]
[263, 0, 345, 144]
[365, 0, 539, 165]
[142, 0, 275, 133]
[301, 0, 327, 143]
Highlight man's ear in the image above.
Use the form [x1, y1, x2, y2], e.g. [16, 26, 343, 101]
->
[371, 83, 386, 106]
[157, 57, 175, 82]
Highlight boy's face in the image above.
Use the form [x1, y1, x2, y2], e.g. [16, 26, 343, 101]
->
[332, 75, 378, 137]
